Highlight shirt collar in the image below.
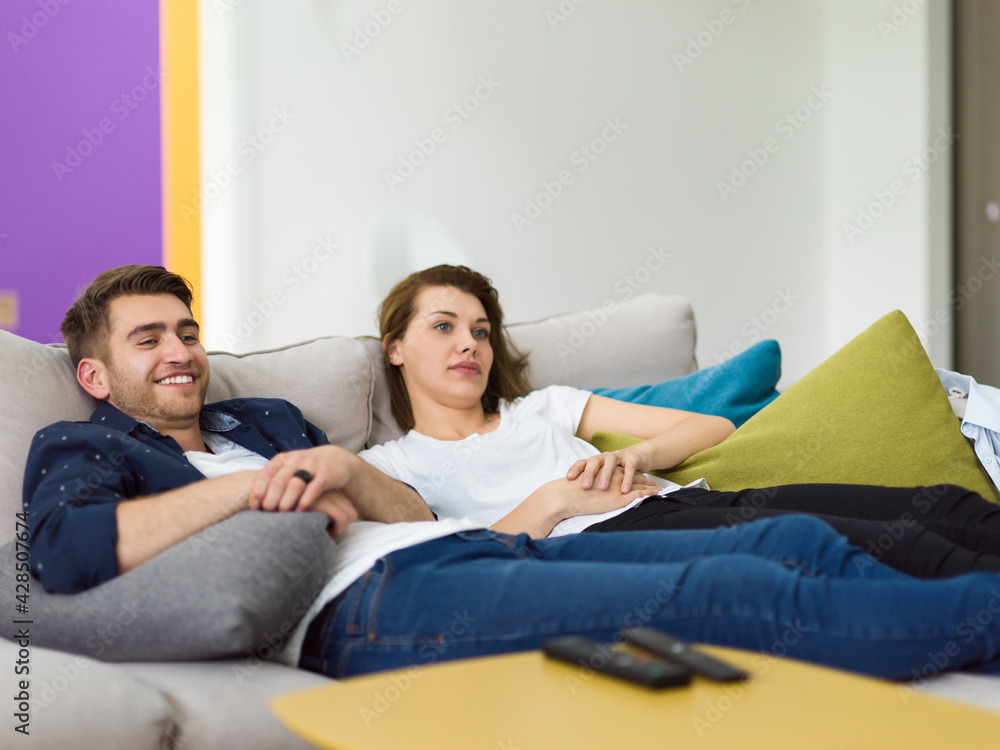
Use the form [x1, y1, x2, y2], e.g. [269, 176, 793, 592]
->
[89, 400, 245, 437]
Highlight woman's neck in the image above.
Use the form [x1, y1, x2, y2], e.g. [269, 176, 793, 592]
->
[411, 402, 499, 441]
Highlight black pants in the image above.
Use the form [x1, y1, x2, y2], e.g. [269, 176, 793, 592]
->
[585, 484, 1000, 579]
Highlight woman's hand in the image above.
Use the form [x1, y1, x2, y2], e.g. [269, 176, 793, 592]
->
[310, 491, 359, 538]
[566, 447, 656, 493]
[491, 466, 654, 538]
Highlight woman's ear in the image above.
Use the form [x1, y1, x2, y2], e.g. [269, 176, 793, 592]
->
[77, 358, 111, 401]
[384, 335, 403, 366]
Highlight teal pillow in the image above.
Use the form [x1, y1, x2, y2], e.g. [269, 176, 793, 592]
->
[593, 340, 780, 427]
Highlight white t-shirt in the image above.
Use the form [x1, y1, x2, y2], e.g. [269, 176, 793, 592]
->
[359, 385, 705, 536]
[184, 432, 270, 477]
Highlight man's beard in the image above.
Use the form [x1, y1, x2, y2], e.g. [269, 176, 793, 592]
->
[106, 368, 209, 429]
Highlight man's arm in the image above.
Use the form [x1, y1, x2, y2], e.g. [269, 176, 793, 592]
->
[24, 425, 256, 593]
[249, 444, 434, 522]
[114, 470, 255, 573]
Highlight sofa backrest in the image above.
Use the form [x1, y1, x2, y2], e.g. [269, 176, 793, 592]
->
[0, 294, 695, 544]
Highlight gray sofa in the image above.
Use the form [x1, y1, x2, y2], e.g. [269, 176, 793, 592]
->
[0, 294, 698, 749]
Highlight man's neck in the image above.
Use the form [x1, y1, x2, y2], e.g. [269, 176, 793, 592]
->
[113, 404, 206, 452]
[165, 425, 208, 453]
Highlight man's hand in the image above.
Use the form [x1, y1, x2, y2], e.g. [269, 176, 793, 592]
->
[250, 445, 434, 523]
[249, 445, 350, 513]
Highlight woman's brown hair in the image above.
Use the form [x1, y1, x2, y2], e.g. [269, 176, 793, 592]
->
[378, 265, 531, 431]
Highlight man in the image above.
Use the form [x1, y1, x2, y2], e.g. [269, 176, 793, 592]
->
[26, 265, 433, 594]
[24, 265, 1000, 681]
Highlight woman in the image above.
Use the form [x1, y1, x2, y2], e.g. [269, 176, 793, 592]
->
[359, 264, 1000, 579]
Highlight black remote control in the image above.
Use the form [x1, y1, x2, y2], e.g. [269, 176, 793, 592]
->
[621, 628, 749, 683]
[542, 636, 692, 689]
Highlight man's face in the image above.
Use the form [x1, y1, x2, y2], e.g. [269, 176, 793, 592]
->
[98, 293, 210, 431]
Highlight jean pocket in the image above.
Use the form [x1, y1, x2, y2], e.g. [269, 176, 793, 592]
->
[338, 557, 394, 637]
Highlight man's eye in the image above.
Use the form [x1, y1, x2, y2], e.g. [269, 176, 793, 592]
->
[138, 339, 156, 346]
[181, 335, 199, 343]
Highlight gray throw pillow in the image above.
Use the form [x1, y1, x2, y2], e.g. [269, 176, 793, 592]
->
[0, 511, 337, 662]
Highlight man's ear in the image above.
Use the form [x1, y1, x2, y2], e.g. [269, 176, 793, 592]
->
[384, 335, 403, 367]
[77, 358, 110, 401]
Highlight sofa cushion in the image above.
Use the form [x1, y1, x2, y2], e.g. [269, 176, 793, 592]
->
[0, 511, 337, 661]
[593, 311, 1000, 502]
[0, 332, 94, 546]
[0, 331, 374, 545]
[119, 659, 333, 750]
[593, 339, 781, 428]
[205, 336, 373, 453]
[508, 294, 698, 391]
[1, 638, 175, 748]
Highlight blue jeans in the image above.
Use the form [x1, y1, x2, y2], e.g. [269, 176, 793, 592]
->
[298, 516, 1000, 680]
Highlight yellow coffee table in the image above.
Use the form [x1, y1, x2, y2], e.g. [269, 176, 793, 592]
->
[272, 645, 1000, 749]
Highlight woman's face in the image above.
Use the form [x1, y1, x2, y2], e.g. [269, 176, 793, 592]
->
[387, 285, 494, 412]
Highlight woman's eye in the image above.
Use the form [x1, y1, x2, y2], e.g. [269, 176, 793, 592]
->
[434, 322, 451, 332]
[474, 329, 489, 339]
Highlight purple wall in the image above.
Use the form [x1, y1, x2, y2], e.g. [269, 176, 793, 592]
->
[0, 0, 162, 343]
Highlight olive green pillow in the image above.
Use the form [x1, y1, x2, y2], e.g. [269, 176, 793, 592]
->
[593, 310, 1000, 503]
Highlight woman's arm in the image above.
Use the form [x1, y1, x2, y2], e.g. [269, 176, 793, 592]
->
[490, 468, 656, 538]
[569, 394, 735, 492]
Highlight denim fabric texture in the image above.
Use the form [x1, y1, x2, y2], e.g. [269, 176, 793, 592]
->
[298, 516, 1000, 681]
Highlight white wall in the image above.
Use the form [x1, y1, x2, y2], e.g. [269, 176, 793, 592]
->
[199, 0, 951, 387]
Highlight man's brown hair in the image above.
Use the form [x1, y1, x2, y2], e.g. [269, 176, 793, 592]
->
[378, 264, 531, 431]
[61, 265, 194, 366]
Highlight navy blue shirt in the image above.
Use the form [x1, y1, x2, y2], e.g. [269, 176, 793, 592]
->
[24, 398, 328, 594]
